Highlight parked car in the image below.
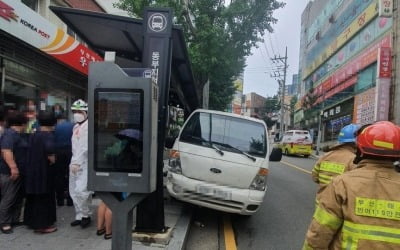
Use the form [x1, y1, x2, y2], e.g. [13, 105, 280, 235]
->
[165, 109, 282, 215]
[278, 130, 312, 157]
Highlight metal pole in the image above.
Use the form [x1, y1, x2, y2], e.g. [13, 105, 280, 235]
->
[280, 47, 288, 136]
[98, 192, 146, 250]
[316, 93, 325, 155]
[136, 7, 173, 233]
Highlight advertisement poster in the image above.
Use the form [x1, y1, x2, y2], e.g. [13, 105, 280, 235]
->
[353, 87, 376, 125]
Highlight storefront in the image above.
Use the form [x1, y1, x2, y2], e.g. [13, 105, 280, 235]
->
[0, 0, 102, 112]
[321, 98, 354, 142]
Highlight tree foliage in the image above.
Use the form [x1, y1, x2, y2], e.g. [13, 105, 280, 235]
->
[265, 95, 279, 113]
[115, 0, 284, 110]
[263, 95, 279, 129]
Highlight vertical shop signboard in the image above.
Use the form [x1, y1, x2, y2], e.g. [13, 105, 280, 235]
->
[374, 47, 391, 121]
[379, 0, 393, 17]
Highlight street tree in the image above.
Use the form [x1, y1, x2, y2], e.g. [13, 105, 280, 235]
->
[263, 95, 279, 129]
[115, 0, 285, 110]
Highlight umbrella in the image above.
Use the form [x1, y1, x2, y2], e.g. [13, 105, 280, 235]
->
[115, 129, 142, 141]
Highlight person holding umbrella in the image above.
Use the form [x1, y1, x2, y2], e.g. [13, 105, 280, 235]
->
[104, 129, 143, 172]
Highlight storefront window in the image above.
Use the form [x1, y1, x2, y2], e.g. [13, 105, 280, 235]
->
[322, 98, 354, 142]
[4, 80, 37, 111]
[355, 63, 377, 93]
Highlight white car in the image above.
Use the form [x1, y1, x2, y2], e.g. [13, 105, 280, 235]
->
[166, 109, 282, 215]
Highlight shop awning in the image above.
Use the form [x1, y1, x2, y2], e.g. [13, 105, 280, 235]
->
[49, 6, 199, 113]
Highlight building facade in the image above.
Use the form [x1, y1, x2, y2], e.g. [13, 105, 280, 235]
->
[0, 0, 103, 113]
[297, 0, 394, 144]
[243, 92, 266, 118]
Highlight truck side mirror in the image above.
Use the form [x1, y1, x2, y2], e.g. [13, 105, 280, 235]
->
[269, 147, 282, 162]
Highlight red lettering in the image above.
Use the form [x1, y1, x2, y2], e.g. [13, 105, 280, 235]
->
[38, 30, 50, 39]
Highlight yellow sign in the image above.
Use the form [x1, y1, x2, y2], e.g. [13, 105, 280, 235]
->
[320, 162, 346, 174]
[355, 197, 400, 220]
[303, 1, 379, 79]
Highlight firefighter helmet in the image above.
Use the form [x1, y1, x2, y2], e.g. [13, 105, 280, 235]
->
[338, 124, 360, 143]
[356, 121, 400, 158]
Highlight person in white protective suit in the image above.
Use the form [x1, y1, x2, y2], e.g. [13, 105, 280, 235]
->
[69, 99, 92, 228]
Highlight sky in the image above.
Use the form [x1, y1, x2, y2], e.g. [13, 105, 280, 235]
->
[243, 0, 310, 97]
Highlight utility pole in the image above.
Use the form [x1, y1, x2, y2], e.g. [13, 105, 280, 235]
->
[315, 92, 325, 156]
[271, 46, 288, 137]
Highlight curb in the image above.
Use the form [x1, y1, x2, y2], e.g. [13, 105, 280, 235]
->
[166, 205, 193, 250]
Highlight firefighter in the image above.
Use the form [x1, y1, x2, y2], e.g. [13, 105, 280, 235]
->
[303, 121, 400, 249]
[69, 99, 92, 228]
[312, 123, 360, 201]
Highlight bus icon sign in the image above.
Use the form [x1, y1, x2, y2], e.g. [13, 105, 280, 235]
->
[148, 13, 167, 32]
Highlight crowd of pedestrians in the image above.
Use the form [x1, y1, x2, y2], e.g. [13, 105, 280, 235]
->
[0, 99, 112, 240]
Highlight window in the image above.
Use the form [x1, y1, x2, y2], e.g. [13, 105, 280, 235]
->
[22, 0, 38, 11]
[212, 114, 266, 156]
[94, 89, 143, 173]
[180, 112, 267, 157]
[4, 80, 38, 111]
[355, 63, 377, 93]
[180, 112, 210, 146]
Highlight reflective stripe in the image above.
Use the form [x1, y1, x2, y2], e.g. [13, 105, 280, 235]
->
[314, 205, 342, 230]
[373, 140, 394, 149]
[318, 174, 332, 184]
[342, 221, 400, 249]
[320, 161, 345, 174]
[355, 197, 400, 220]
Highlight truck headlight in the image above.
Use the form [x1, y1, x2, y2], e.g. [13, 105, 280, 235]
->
[168, 150, 182, 174]
[249, 168, 268, 191]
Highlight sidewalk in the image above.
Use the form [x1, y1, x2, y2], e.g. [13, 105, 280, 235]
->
[0, 193, 192, 250]
[310, 150, 325, 160]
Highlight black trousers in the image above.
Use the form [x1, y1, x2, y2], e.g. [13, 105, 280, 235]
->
[24, 193, 56, 229]
[0, 174, 24, 226]
[54, 147, 72, 203]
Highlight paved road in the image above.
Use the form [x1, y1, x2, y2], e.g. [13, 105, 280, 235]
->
[186, 155, 318, 250]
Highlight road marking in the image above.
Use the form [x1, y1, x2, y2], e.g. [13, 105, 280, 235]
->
[281, 161, 312, 175]
[224, 215, 237, 250]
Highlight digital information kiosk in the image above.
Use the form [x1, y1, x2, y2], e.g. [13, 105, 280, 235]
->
[88, 61, 158, 249]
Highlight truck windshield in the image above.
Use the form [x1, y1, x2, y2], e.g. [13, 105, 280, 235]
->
[181, 112, 267, 157]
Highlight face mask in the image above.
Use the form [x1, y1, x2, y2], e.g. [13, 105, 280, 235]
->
[73, 113, 85, 123]
[54, 110, 61, 116]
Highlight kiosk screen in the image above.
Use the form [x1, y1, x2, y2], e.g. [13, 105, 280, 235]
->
[94, 89, 144, 173]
